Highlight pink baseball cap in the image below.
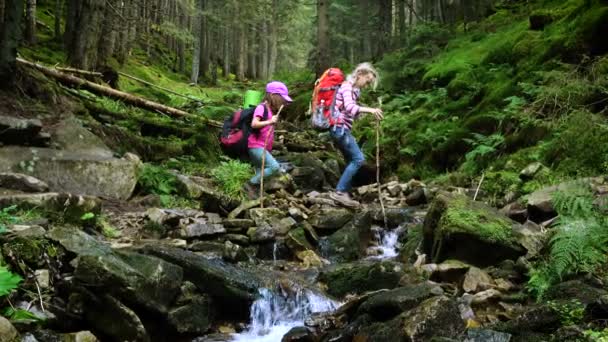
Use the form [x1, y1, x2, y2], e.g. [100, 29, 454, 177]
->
[266, 81, 292, 102]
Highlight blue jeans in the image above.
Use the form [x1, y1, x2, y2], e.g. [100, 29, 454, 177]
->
[330, 128, 365, 192]
[248, 148, 280, 185]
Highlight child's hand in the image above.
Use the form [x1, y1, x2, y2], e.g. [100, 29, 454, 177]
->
[370, 108, 384, 120]
[270, 114, 279, 124]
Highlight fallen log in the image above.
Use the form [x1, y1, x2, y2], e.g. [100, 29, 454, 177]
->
[117, 71, 204, 103]
[55, 66, 103, 77]
[16, 58, 222, 128]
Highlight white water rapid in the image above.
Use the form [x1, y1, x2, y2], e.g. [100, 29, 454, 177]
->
[367, 225, 404, 260]
[231, 288, 340, 342]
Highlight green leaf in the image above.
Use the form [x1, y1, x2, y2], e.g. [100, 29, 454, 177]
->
[3, 307, 43, 321]
[80, 212, 96, 221]
[0, 266, 22, 297]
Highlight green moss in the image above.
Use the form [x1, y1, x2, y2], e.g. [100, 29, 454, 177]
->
[437, 196, 515, 246]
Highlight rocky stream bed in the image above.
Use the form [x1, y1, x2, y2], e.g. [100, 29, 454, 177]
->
[1, 106, 608, 342]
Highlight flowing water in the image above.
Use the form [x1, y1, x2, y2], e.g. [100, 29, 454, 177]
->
[231, 288, 340, 342]
[367, 225, 404, 260]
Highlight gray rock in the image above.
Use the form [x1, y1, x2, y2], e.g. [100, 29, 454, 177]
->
[223, 234, 250, 245]
[222, 218, 255, 231]
[357, 283, 440, 319]
[249, 207, 283, 222]
[0, 146, 138, 200]
[309, 208, 353, 230]
[273, 217, 298, 235]
[168, 295, 213, 334]
[77, 293, 149, 342]
[47, 226, 112, 257]
[9, 224, 46, 237]
[319, 210, 373, 263]
[247, 224, 275, 242]
[35, 269, 50, 289]
[512, 220, 550, 259]
[288, 207, 308, 222]
[62, 331, 99, 342]
[519, 162, 545, 180]
[74, 250, 183, 314]
[355, 296, 464, 341]
[0, 172, 48, 192]
[139, 244, 262, 303]
[462, 267, 494, 293]
[464, 329, 512, 342]
[178, 217, 226, 238]
[0, 316, 18, 342]
[421, 260, 471, 283]
[223, 240, 248, 262]
[291, 166, 325, 191]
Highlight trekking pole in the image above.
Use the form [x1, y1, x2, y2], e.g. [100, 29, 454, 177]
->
[260, 105, 284, 208]
[377, 98, 388, 229]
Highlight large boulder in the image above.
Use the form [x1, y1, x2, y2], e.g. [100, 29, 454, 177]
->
[73, 251, 183, 314]
[71, 292, 150, 342]
[49, 226, 183, 314]
[318, 260, 406, 298]
[319, 210, 372, 262]
[356, 283, 441, 320]
[422, 193, 526, 267]
[0, 146, 139, 200]
[139, 244, 262, 315]
[309, 208, 353, 230]
[354, 296, 465, 341]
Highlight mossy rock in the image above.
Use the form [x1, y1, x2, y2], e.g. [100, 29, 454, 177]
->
[319, 211, 372, 263]
[355, 296, 464, 341]
[422, 192, 526, 267]
[1, 236, 61, 269]
[318, 260, 406, 298]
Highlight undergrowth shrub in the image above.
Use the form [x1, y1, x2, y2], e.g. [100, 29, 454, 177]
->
[545, 110, 608, 176]
[210, 159, 252, 200]
[527, 182, 608, 300]
[137, 163, 179, 205]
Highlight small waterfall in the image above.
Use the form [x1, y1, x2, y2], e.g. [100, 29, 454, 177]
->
[232, 288, 340, 342]
[272, 242, 278, 263]
[367, 225, 404, 260]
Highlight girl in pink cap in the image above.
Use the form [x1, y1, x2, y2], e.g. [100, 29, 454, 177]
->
[243, 81, 292, 197]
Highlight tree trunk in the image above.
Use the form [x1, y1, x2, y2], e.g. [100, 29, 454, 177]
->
[236, 2, 245, 81]
[377, 0, 392, 55]
[397, 0, 405, 42]
[200, 0, 209, 79]
[268, 0, 278, 78]
[315, 0, 330, 77]
[222, 27, 230, 78]
[65, 0, 105, 70]
[260, 21, 268, 79]
[359, 0, 371, 61]
[190, 0, 202, 84]
[0, 0, 24, 84]
[96, 0, 117, 68]
[54, 0, 62, 41]
[24, 0, 35, 44]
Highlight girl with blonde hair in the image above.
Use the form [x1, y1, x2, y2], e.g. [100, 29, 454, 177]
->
[329, 62, 383, 207]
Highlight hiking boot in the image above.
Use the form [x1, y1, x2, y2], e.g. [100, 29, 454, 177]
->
[243, 182, 260, 200]
[329, 191, 360, 208]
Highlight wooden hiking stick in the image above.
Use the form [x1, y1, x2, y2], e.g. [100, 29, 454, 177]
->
[260, 105, 284, 208]
[377, 98, 388, 228]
